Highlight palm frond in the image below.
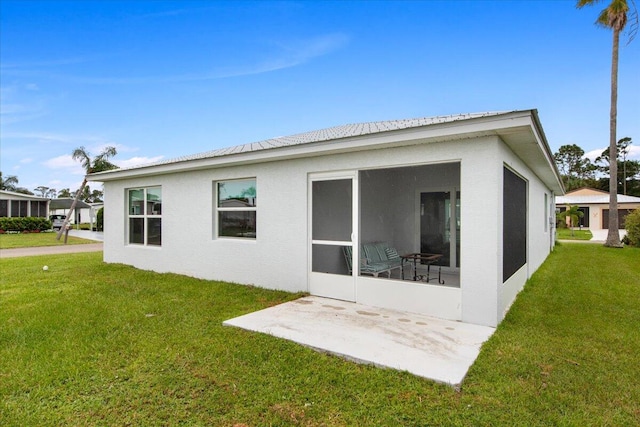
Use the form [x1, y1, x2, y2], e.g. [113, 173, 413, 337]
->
[71, 147, 91, 170]
[578, 0, 635, 34]
[625, 0, 639, 44]
[91, 160, 119, 173]
[576, 0, 603, 8]
[90, 146, 118, 173]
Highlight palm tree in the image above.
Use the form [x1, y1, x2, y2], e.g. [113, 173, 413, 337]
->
[0, 172, 19, 191]
[58, 188, 72, 198]
[577, 0, 637, 247]
[558, 205, 585, 236]
[56, 146, 118, 240]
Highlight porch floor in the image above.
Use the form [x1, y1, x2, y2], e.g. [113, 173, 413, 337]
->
[223, 296, 494, 386]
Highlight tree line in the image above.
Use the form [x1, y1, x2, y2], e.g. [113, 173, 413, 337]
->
[0, 171, 105, 203]
[554, 136, 640, 196]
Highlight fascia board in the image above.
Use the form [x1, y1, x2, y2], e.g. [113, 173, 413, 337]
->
[530, 111, 565, 194]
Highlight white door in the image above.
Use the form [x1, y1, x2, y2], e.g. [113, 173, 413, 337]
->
[309, 172, 357, 301]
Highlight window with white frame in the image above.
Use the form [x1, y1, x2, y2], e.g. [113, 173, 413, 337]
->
[215, 178, 256, 239]
[128, 187, 162, 246]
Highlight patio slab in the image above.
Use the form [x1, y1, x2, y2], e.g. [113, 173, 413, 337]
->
[224, 296, 495, 386]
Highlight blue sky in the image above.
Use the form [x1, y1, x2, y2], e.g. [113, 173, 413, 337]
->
[1, 0, 639, 194]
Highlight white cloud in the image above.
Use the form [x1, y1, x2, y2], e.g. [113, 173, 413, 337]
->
[585, 149, 603, 162]
[586, 145, 640, 162]
[116, 156, 164, 169]
[628, 145, 640, 160]
[20, 158, 33, 164]
[42, 155, 85, 175]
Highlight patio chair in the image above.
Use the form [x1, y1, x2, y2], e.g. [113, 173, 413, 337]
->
[343, 242, 402, 278]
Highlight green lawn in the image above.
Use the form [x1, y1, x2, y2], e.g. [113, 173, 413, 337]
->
[556, 228, 593, 240]
[1, 245, 639, 426]
[0, 232, 97, 249]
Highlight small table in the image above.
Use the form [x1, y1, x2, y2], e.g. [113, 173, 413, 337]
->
[401, 253, 444, 284]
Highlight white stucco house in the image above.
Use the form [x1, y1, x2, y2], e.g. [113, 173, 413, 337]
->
[556, 187, 640, 230]
[89, 109, 564, 328]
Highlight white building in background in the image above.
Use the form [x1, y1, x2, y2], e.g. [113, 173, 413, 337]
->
[89, 110, 563, 328]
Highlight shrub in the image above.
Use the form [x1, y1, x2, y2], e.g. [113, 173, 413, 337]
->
[0, 217, 52, 232]
[97, 207, 104, 231]
[624, 208, 640, 247]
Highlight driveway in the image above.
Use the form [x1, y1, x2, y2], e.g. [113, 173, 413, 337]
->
[589, 229, 626, 242]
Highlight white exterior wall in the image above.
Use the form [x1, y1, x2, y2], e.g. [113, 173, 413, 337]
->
[498, 139, 554, 322]
[102, 135, 555, 327]
[459, 138, 502, 326]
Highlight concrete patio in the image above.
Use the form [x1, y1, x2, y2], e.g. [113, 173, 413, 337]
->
[224, 296, 495, 386]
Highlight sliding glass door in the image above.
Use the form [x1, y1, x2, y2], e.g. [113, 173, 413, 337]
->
[419, 190, 460, 268]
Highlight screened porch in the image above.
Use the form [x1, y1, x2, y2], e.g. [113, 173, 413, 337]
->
[311, 162, 461, 288]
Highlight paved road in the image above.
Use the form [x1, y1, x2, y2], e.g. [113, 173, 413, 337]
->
[0, 230, 104, 259]
[0, 243, 103, 258]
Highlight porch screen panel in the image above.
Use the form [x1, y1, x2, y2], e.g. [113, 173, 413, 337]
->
[311, 179, 352, 275]
[11, 201, 28, 217]
[503, 167, 527, 282]
[30, 201, 47, 217]
[312, 179, 352, 241]
[312, 244, 350, 275]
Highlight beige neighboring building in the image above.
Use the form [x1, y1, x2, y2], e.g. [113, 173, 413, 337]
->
[556, 187, 640, 230]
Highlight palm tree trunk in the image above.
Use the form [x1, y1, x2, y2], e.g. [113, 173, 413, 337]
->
[605, 27, 622, 247]
[55, 178, 87, 241]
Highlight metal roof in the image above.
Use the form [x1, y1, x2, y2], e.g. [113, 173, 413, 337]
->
[556, 194, 640, 205]
[49, 198, 92, 210]
[0, 190, 49, 201]
[88, 109, 564, 194]
[114, 112, 507, 171]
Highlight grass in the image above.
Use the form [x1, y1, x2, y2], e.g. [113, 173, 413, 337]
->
[556, 228, 593, 240]
[0, 232, 97, 249]
[1, 245, 639, 426]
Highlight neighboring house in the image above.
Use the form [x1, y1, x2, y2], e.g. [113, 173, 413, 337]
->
[49, 198, 92, 225]
[556, 187, 640, 230]
[88, 202, 104, 230]
[89, 110, 564, 328]
[0, 190, 49, 218]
